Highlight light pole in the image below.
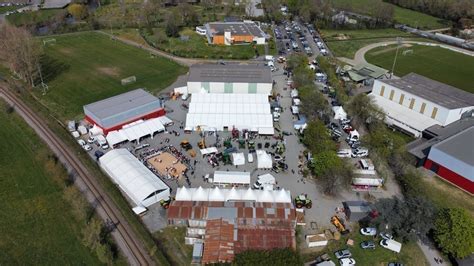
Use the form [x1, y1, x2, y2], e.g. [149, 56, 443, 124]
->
[390, 37, 403, 79]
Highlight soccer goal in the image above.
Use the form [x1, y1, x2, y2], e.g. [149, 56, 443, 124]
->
[402, 49, 413, 56]
[43, 38, 56, 46]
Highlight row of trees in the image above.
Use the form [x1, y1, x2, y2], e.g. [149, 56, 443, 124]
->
[386, 0, 473, 23]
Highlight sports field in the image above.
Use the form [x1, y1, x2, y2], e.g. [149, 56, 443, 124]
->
[0, 101, 100, 264]
[365, 44, 474, 92]
[332, 0, 447, 29]
[37, 32, 187, 120]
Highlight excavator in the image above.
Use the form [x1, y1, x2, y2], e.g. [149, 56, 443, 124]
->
[198, 137, 206, 149]
[180, 139, 192, 150]
[295, 194, 312, 209]
[331, 216, 350, 235]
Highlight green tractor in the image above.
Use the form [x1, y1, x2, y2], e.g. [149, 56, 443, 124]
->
[247, 141, 256, 152]
[222, 153, 232, 165]
[239, 139, 246, 149]
[160, 197, 173, 209]
[276, 142, 286, 154]
[294, 194, 312, 209]
[224, 138, 232, 149]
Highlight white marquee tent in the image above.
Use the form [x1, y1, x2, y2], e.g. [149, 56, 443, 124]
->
[106, 118, 166, 146]
[332, 106, 348, 120]
[212, 171, 250, 185]
[232, 152, 246, 166]
[256, 150, 273, 169]
[175, 186, 291, 203]
[200, 147, 218, 155]
[99, 149, 170, 208]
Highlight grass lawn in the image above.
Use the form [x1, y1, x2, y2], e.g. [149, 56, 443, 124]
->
[320, 29, 413, 58]
[0, 5, 20, 13]
[144, 28, 274, 60]
[302, 227, 429, 265]
[154, 227, 192, 266]
[36, 31, 187, 120]
[6, 9, 62, 26]
[331, 0, 448, 29]
[0, 100, 100, 264]
[365, 44, 474, 92]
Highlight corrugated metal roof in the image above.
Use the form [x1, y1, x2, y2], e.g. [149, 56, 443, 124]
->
[188, 64, 272, 83]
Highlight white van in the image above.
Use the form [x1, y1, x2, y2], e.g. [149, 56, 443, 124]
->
[380, 239, 402, 253]
[265, 55, 274, 62]
[247, 153, 254, 163]
[337, 149, 352, 158]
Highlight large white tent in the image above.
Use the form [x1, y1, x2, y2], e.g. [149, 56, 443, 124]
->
[232, 152, 246, 166]
[212, 171, 250, 185]
[332, 106, 347, 120]
[99, 149, 170, 208]
[185, 93, 274, 134]
[257, 150, 273, 169]
[175, 186, 291, 203]
[106, 118, 165, 146]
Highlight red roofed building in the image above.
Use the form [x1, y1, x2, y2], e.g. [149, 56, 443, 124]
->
[201, 219, 235, 264]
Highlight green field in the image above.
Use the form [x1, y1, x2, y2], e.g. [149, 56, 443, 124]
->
[302, 226, 428, 265]
[0, 101, 100, 264]
[0, 5, 20, 13]
[37, 32, 187, 120]
[321, 28, 413, 58]
[6, 9, 62, 26]
[332, 0, 447, 29]
[365, 44, 474, 92]
[143, 28, 275, 59]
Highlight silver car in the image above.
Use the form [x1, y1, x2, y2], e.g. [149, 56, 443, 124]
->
[334, 249, 352, 259]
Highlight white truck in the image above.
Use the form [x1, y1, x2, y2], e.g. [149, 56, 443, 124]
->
[96, 135, 109, 149]
[253, 174, 276, 190]
[380, 239, 402, 253]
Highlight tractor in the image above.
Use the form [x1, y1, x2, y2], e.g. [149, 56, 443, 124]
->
[276, 142, 286, 154]
[331, 216, 350, 235]
[180, 140, 192, 150]
[294, 194, 312, 209]
[224, 138, 232, 149]
[222, 153, 232, 165]
[232, 127, 239, 139]
[238, 139, 246, 149]
[198, 138, 206, 149]
[247, 141, 255, 152]
[160, 197, 173, 209]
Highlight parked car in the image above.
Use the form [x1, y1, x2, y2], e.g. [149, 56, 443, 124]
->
[87, 136, 95, 144]
[82, 144, 92, 151]
[360, 227, 377, 236]
[77, 139, 86, 146]
[340, 118, 351, 125]
[343, 125, 353, 133]
[380, 232, 394, 240]
[334, 249, 351, 259]
[352, 148, 369, 158]
[388, 263, 404, 266]
[339, 257, 356, 266]
[360, 241, 376, 249]
[337, 149, 352, 158]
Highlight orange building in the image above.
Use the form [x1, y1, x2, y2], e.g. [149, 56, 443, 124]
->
[204, 21, 267, 45]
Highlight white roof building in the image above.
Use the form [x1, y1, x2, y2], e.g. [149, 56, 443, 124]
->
[212, 171, 251, 185]
[174, 187, 292, 203]
[106, 117, 166, 146]
[369, 73, 474, 137]
[99, 149, 170, 208]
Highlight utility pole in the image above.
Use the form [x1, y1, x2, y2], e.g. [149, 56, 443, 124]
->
[390, 37, 403, 79]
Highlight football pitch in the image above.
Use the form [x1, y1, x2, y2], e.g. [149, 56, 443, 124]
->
[365, 44, 474, 92]
[37, 32, 187, 120]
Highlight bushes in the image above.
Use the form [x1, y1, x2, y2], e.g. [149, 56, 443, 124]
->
[233, 248, 302, 265]
[434, 208, 474, 258]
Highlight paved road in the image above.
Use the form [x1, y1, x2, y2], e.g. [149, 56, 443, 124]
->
[417, 238, 450, 266]
[338, 40, 474, 66]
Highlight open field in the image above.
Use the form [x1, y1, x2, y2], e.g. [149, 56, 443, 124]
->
[331, 0, 447, 29]
[365, 44, 474, 92]
[143, 28, 275, 59]
[6, 9, 62, 26]
[36, 32, 187, 120]
[301, 226, 428, 265]
[321, 29, 413, 58]
[0, 100, 100, 264]
[154, 227, 192, 266]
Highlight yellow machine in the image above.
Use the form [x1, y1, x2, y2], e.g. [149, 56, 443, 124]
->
[188, 149, 196, 157]
[331, 216, 350, 235]
[198, 138, 206, 149]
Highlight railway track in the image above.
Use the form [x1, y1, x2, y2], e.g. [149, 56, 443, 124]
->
[0, 87, 154, 266]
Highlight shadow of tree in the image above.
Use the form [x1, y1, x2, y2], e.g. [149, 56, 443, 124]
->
[39, 54, 70, 83]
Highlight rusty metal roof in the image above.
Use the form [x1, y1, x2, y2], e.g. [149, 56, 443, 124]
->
[202, 219, 235, 264]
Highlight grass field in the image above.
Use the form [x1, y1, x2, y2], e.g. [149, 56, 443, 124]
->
[302, 226, 428, 265]
[321, 29, 413, 58]
[143, 28, 275, 59]
[36, 32, 187, 120]
[0, 5, 20, 13]
[0, 100, 100, 264]
[6, 9, 62, 26]
[331, 0, 447, 29]
[365, 44, 474, 92]
[154, 227, 192, 266]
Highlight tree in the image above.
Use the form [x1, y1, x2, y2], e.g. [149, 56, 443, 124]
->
[292, 65, 313, 87]
[179, 3, 200, 27]
[346, 93, 385, 130]
[372, 196, 436, 242]
[435, 208, 474, 258]
[165, 12, 180, 37]
[234, 248, 302, 265]
[302, 120, 336, 154]
[299, 84, 330, 120]
[67, 4, 88, 20]
[0, 24, 43, 87]
[286, 53, 307, 71]
[317, 157, 353, 195]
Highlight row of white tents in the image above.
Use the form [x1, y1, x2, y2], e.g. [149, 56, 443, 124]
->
[105, 116, 172, 146]
[175, 186, 292, 203]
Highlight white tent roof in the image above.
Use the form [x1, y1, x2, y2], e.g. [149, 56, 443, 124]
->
[157, 116, 173, 126]
[106, 118, 165, 146]
[213, 171, 250, 185]
[258, 127, 275, 135]
[232, 152, 246, 166]
[291, 106, 299, 114]
[185, 93, 273, 132]
[99, 149, 170, 207]
[332, 106, 347, 120]
[200, 147, 218, 155]
[174, 187, 292, 203]
[257, 150, 273, 169]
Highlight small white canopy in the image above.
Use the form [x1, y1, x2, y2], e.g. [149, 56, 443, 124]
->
[291, 106, 299, 114]
[290, 89, 299, 98]
[200, 147, 218, 155]
[213, 171, 250, 185]
[232, 152, 246, 166]
[332, 106, 347, 120]
[293, 98, 301, 106]
[174, 86, 188, 94]
[89, 124, 103, 136]
[257, 150, 273, 169]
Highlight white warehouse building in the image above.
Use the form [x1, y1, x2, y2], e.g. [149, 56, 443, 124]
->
[99, 149, 170, 212]
[369, 73, 474, 137]
[186, 64, 272, 95]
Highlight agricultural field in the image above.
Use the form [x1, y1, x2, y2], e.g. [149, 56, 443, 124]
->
[301, 226, 428, 265]
[320, 29, 413, 58]
[365, 44, 474, 92]
[0, 100, 100, 264]
[331, 0, 448, 29]
[36, 32, 187, 120]
[143, 28, 275, 59]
